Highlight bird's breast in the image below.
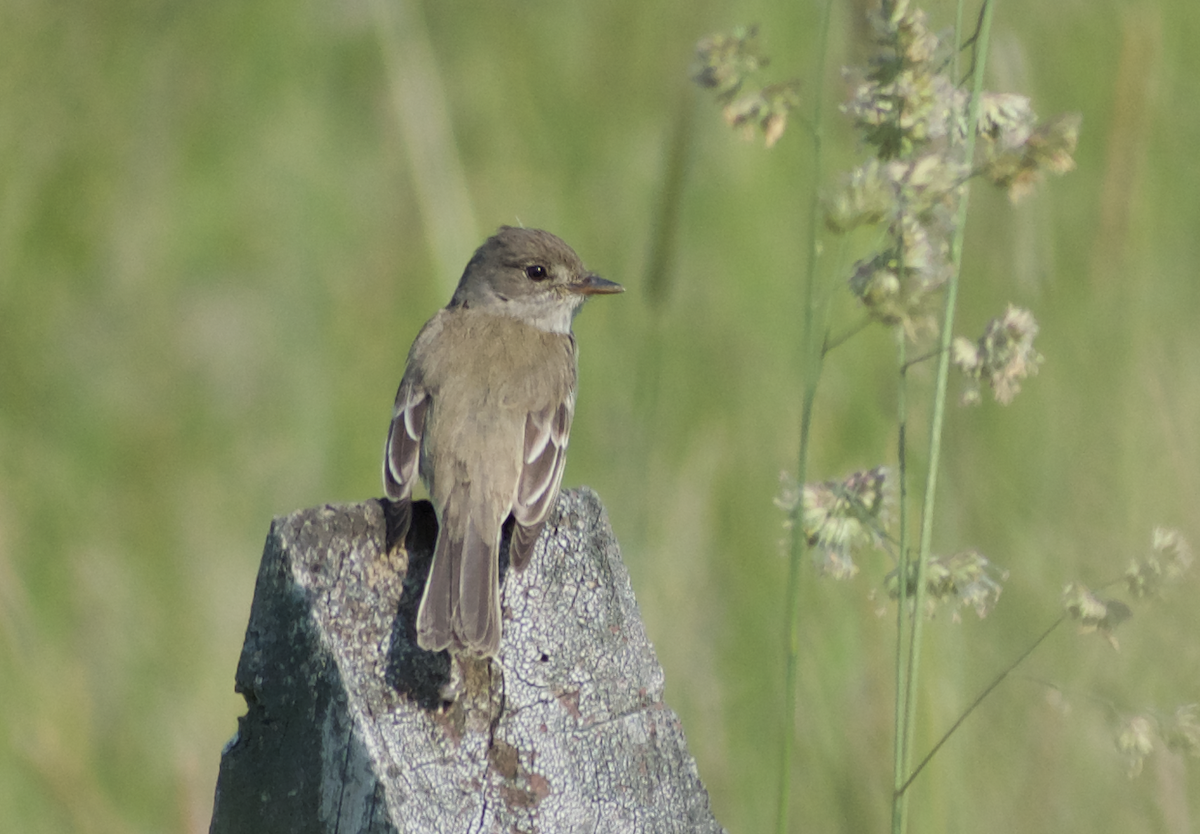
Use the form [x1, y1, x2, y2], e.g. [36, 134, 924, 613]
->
[422, 309, 578, 408]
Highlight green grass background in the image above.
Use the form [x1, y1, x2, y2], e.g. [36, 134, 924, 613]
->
[2, 0, 1197, 831]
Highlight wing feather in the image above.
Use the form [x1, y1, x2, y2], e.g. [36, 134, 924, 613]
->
[383, 382, 427, 501]
[509, 395, 574, 569]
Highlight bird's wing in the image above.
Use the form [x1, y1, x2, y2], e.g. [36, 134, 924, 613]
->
[384, 378, 428, 501]
[508, 392, 574, 569]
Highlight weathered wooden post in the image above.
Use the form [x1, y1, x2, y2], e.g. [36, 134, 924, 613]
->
[210, 488, 725, 834]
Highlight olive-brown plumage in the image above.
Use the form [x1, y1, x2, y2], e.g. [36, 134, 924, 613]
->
[384, 227, 621, 656]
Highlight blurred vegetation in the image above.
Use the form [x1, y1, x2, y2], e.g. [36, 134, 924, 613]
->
[1, 0, 1197, 832]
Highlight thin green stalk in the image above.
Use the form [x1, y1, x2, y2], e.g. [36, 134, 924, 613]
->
[953, 0, 966, 82]
[891, 338, 911, 834]
[633, 87, 698, 541]
[369, 0, 478, 292]
[899, 616, 1065, 794]
[776, 1, 835, 831]
[822, 317, 872, 355]
[896, 0, 996, 813]
[778, 375, 819, 834]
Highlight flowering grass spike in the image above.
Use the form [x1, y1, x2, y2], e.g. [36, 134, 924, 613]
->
[693, 26, 800, 147]
[779, 467, 891, 580]
[951, 305, 1043, 405]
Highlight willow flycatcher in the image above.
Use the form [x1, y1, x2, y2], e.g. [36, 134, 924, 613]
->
[383, 226, 622, 657]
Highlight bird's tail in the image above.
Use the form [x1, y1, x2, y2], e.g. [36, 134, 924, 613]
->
[416, 501, 502, 657]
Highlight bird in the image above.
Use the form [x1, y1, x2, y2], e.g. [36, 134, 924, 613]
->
[383, 226, 622, 657]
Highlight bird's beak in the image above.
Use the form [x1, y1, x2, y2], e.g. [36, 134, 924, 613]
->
[571, 273, 624, 296]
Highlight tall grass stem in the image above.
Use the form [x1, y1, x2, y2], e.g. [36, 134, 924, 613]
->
[895, 1, 997, 826]
[776, 0, 836, 831]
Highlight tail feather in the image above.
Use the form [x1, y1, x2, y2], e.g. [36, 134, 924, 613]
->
[415, 527, 457, 653]
[508, 519, 545, 571]
[416, 509, 502, 657]
[453, 516, 502, 656]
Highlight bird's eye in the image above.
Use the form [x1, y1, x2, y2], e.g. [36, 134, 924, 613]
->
[525, 264, 548, 281]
